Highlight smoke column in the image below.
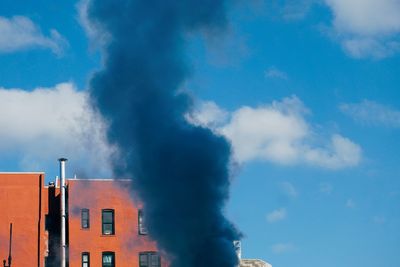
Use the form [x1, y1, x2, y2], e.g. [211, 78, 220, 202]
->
[86, 1, 240, 266]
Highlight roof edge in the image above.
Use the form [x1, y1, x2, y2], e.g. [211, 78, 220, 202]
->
[67, 178, 131, 181]
[0, 172, 45, 174]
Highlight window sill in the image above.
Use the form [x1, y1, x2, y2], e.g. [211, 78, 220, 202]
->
[101, 234, 116, 237]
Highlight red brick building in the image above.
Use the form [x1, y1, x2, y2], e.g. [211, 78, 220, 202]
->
[0, 173, 46, 267]
[0, 169, 164, 267]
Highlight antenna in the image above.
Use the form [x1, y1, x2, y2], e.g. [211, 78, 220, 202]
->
[3, 223, 12, 267]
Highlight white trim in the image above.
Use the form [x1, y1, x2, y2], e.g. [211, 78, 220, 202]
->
[67, 178, 132, 182]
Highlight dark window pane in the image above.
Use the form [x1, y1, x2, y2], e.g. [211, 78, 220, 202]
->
[103, 224, 113, 235]
[82, 252, 90, 267]
[103, 212, 113, 223]
[81, 209, 90, 229]
[138, 209, 148, 235]
[102, 252, 115, 267]
[139, 252, 160, 267]
[102, 209, 115, 235]
[139, 254, 148, 266]
[101, 209, 115, 235]
[151, 254, 160, 267]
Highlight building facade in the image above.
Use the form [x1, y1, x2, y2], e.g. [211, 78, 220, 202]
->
[0, 163, 271, 267]
[0, 173, 46, 267]
[240, 259, 272, 267]
[66, 179, 160, 267]
[0, 172, 163, 267]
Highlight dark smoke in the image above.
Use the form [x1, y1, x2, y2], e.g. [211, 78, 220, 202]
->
[86, 1, 240, 266]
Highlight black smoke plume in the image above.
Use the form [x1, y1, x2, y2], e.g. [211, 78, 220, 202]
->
[86, 1, 240, 266]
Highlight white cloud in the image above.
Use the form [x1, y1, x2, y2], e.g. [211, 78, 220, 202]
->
[324, 0, 400, 58]
[0, 16, 67, 55]
[189, 96, 362, 169]
[186, 101, 228, 129]
[340, 100, 400, 128]
[303, 134, 362, 169]
[0, 83, 114, 177]
[280, 181, 298, 197]
[268, 1, 400, 58]
[346, 198, 356, 209]
[221, 97, 309, 164]
[271, 242, 295, 254]
[325, 0, 400, 36]
[265, 67, 288, 80]
[341, 37, 400, 59]
[77, 0, 95, 39]
[77, 0, 110, 47]
[266, 208, 287, 223]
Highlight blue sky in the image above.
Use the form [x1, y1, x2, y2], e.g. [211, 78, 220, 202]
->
[0, 1, 399, 267]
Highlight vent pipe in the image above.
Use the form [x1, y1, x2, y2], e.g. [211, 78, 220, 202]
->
[2, 223, 12, 267]
[59, 158, 67, 267]
[234, 240, 241, 260]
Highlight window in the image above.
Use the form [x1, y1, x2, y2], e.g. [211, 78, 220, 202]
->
[102, 209, 115, 235]
[82, 252, 90, 267]
[138, 209, 148, 235]
[81, 209, 90, 229]
[139, 252, 160, 267]
[102, 252, 115, 267]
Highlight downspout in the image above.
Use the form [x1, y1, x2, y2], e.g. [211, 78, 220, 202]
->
[59, 158, 67, 267]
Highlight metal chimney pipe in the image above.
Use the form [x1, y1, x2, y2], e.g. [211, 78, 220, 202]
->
[2, 223, 12, 267]
[59, 158, 68, 267]
[233, 240, 241, 260]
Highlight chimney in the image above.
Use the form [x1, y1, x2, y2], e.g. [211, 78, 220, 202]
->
[58, 158, 67, 267]
[234, 240, 241, 260]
